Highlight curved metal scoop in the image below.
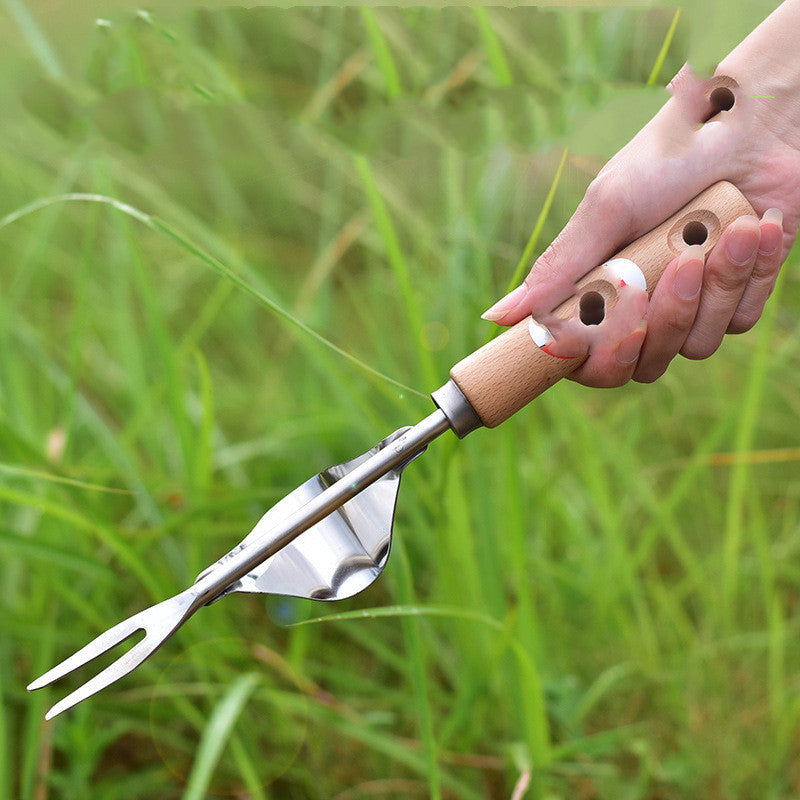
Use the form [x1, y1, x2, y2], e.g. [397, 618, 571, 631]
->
[30, 412, 451, 719]
[195, 428, 420, 602]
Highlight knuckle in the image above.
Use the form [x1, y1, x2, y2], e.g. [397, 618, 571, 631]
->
[570, 358, 631, 389]
[667, 62, 693, 96]
[634, 364, 666, 384]
[584, 175, 607, 206]
[584, 171, 635, 228]
[661, 305, 696, 339]
[533, 239, 562, 279]
[680, 337, 718, 361]
[526, 242, 573, 314]
[728, 308, 759, 334]
[526, 244, 562, 298]
[593, 361, 634, 389]
[589, 374, 629, 389]
[706, 261, 751, 294]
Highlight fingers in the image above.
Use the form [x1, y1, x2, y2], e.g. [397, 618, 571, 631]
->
[568, 282, 649, 388]
[680, 214, 761, 360]
[483, 207, 782, 392]
[632, 246, 705, 383]
[633, 209, 781, 382]
[551, 209, 778, 389]
[727, 208, 783, 334]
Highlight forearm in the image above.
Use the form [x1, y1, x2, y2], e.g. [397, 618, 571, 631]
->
[718, 0, 800, 147]
[720, 0, 800, 78]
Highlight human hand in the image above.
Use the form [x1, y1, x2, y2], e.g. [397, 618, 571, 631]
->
[482, 1, 800, 386]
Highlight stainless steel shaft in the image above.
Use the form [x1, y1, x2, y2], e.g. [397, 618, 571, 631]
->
[192, 409, 452, 605]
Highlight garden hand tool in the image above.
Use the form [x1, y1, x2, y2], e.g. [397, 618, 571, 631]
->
[28, 181, 754, 719]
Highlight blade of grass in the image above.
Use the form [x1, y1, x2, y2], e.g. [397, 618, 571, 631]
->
[102, 167, 200, 499]
[0, 485, 162, 599]
[261, 686, 484, 800]
[19, 614, 56, 800]
[722, 268, 785, 624]
[0, 463, 130, 494]
[181, 673, 261, 800]
[392, 538, 442, 800]
[507, 148, 569, 293]
[191, 350, 215, 496]
[430, 449, 498, 751]
[0, 193, 426, 399]
[500, 427, 551, 775]
[64, 175, 100, 465]
[226, 735, 269, 800]
[296, 602, 551, 772]
[0, 149, 91, 462]
[151, 217, 428, 400]
[13, 320, 162, 524]
[478, 12, 560, 93]
[3, 0, 63, 79]
[473, 8, 512, 87]
[632, 399, 736, 570]
[0, 641, 9, 800]
[646, 9, 681, 86]
[354, 155, 438, 389]
[360, 8, 402, 99]
[0, 528, 114, 579]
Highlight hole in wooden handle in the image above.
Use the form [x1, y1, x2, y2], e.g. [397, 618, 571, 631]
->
[668, 210, 721, 255]
[579, 291, 605, 325]
[702, 75, 738, 123]
[682, 220, 708, 245]
[709, 86, 735, 112]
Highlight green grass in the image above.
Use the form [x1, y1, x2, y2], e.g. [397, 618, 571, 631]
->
[2, 4, 800, 799]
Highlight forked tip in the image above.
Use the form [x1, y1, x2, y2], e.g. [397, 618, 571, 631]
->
[27, 675, 48, 692]
[42, 681, 106, 720]
[26, 588, 199, 718]
[27, 674, 69, 719]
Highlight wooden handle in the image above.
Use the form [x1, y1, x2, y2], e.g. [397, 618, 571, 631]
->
[450, 181, 755, 428]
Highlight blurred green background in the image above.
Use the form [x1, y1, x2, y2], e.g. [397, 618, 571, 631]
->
[2, 2, 799, 798]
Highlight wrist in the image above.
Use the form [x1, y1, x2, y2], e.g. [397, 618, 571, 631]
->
[716, 0, 800, 96]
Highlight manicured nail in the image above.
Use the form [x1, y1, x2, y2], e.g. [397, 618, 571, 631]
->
[758, 208, 783, 255]
[615, 324, 646, 365]
[726, 218, 760, 265]
[481, 284, 527, 322]
[673, 245, 704, 300]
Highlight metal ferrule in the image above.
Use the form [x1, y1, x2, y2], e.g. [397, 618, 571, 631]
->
[431, 379, 482, 438]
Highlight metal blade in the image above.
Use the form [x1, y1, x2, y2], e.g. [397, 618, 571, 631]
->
[195, 427, 421, 602]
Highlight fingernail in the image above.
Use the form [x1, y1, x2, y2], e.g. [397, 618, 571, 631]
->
[758, 208, 783, 255]
[726, 219, 760, 265]
[615, 324, 646, 365]
[481, 284, 527, 322]
[673, 245, 704, 300]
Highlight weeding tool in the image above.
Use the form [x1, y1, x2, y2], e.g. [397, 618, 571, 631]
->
[29, 181, 754, 719]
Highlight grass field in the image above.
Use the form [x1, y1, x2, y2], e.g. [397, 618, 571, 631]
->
[2, 2, 800, 798]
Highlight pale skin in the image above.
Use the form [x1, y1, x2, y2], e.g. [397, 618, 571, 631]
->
[483, 0, 800, 386]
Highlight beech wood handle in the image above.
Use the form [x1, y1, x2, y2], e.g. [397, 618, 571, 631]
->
[449, 181, 755, 428]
